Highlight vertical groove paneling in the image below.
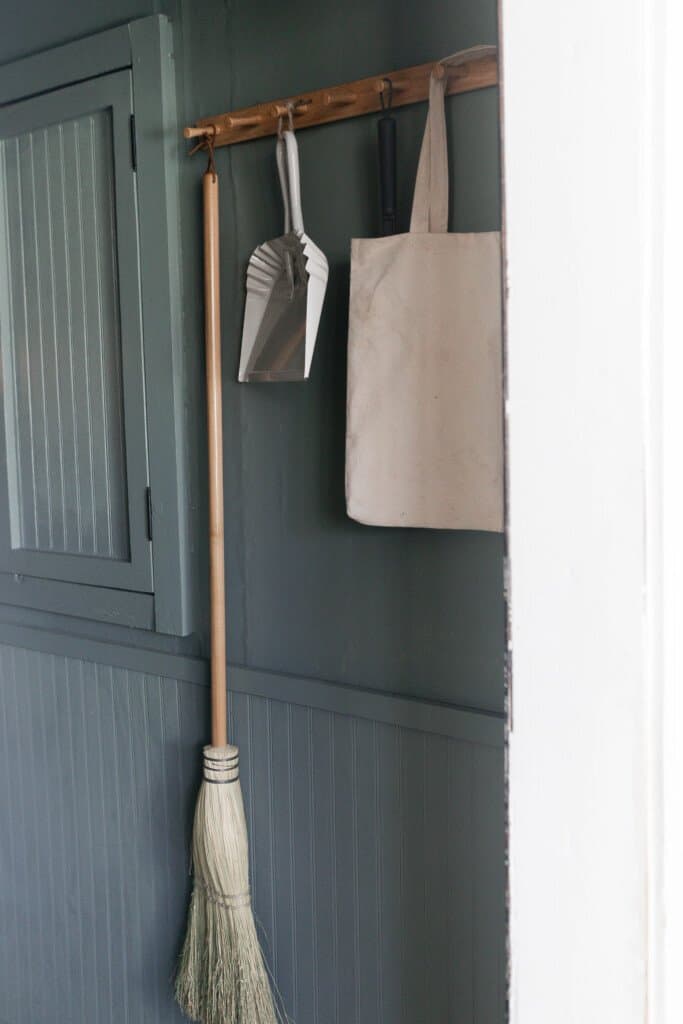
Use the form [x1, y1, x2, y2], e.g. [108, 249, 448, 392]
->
[99, 665, 128, 1024]
[450, 742, 475, 1019]
[472, 744, 506, 1024]
[0, 109, 128, 560]
[269, 699, 295, 1013]
[424, 734, 451, 1023]
[36, 652, 60, 1015]
[0, 646, 504, 1024]
[400, 727, 426, 1020]
[18, 647, 45, 1023]
[332, 713, 357, 1023]
[248, 695, 277, 977]
[355, 717, 381, 1023]
[0, 649, 19, 1023]
[74, 657, 101, 1024]
[231, 694, 505, 1024]
[45, 125, 68, 551]
[377, 724, 402, 1024]
[310, 709, 337, 1023]
[289, 704, 315, 1023]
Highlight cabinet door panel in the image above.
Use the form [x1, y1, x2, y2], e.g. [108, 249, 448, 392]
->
[0, 70, 152, 591]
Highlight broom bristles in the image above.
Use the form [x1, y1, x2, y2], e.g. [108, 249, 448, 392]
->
[176, 745, 280, 1024]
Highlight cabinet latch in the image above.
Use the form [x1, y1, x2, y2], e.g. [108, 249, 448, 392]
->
[145, 486, 153, 541]
[130, 114, 137, 171]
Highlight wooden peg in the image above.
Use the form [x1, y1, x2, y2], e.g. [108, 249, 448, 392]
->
[273, 99, 312, 117]
[185, 124, 214, 140]
[228, 114, 263, 128]
[378, 78, 399, 93]
[324, 92, 356, 107]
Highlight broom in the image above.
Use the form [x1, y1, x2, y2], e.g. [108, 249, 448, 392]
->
[175, 137, 280, 1024]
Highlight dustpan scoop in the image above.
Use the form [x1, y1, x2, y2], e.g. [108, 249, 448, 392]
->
[238, 130, 328, 382]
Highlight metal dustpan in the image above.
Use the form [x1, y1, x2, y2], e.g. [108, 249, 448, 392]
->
[238, 128, 328, 382]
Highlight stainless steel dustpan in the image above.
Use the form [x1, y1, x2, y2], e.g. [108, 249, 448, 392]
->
[238, 128, 328, 382]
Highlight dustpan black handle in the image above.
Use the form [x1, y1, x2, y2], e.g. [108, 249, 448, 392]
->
[378, 114, 397, 236]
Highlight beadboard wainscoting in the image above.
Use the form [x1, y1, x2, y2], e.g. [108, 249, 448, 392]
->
[0, 636, 505, 1024]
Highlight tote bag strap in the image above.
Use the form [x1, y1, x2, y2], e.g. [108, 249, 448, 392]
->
[409, 44, 498, 234]
[409, 71, 448, 233]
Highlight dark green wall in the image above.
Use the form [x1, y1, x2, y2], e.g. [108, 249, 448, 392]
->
[0, 2, 506, 1022]
[181, 0, 504, 712]
[0, 0, 504, 713]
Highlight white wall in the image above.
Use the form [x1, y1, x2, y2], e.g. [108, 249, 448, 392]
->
[650, 1, 683, 1019]
[502, 0, 655, 1020]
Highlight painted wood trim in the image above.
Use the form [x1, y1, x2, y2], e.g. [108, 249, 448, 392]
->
[504, 0, 650, 1017]
[0, 16, 191, 635]
[0, 574, 153, 627]
[0, 615, 505, 745]
[185, 48, 498, 148]
[229, 665, 506, 747]
[0, 618, 197, 678]
[129, 16, 192, 636]
[0, 24, 132, 104]
[0, 69, 154, 592]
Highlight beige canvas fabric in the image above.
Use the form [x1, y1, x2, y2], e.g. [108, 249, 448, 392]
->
[346, 48, 504, 531]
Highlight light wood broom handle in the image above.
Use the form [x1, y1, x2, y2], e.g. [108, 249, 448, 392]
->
[204, 170, 227, 748]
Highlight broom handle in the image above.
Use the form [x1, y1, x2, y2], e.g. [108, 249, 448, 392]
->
[204, 170, 228, 748]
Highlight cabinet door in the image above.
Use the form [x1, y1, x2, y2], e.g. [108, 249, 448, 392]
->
[0, 69, 153, 592]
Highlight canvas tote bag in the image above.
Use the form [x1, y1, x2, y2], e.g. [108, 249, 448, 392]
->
[346, 47, 504, 531]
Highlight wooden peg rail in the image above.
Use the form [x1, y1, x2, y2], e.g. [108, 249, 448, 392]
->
[184, 49, 498, 149]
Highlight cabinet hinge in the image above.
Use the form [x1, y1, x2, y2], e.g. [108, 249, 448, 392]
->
[130, 114, 137, 171]
[145, 486, 153, 541]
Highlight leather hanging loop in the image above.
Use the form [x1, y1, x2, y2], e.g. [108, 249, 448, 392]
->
[189, 125, 218, 181]
[205, 129, 217, 181]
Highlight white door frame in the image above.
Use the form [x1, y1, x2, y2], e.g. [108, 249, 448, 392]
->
[502, 0, 682, 1020]
[646, 2, 683, 1019]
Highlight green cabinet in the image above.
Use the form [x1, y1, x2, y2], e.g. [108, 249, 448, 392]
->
[0, 17, 191, 634]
